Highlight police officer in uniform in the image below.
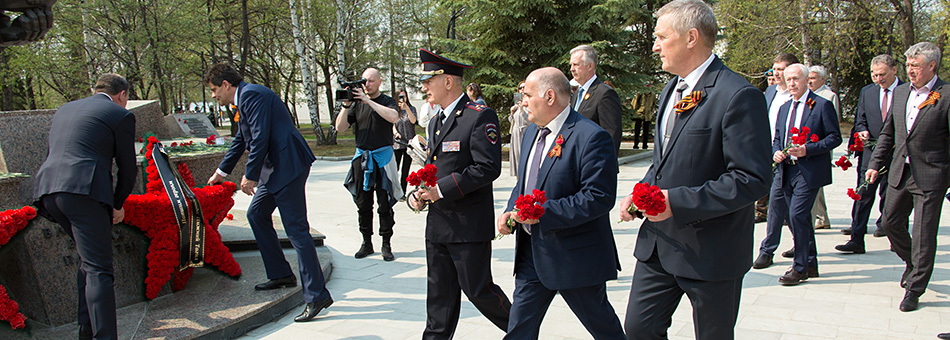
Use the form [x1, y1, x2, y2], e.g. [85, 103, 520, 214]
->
[410, 49, 511, 339]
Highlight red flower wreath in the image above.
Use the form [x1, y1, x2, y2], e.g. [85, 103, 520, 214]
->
[0, 205, 38, 329]
[122, 137, 241, 299]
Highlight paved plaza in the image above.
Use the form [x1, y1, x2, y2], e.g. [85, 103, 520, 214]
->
[236, 142, 950, 340]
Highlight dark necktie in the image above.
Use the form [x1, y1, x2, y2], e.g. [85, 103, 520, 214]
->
[433, 110, 445, 134]
[881, 88, 890, 122]
[662, 80, 688, 156]
[525, 127, 551, 192]
[786, 101, 801, 145]
[574, 88, 585, 111]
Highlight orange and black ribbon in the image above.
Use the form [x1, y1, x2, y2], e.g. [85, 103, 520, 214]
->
[806, 98, 816, 109]
[674, 90, 704, 114]
[918, 91, 941, 109]
[230, 104, 240, 122]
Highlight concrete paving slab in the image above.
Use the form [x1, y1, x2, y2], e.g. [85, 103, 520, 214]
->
[236, 141, 950, 339]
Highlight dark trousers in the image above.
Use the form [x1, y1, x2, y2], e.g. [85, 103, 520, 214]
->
[506, 237, 624, 340]
[882, 164, 947, 296]
[424, 240, 510, 340]
[42, 193, 117, 340]
[759, 169, 790, 256]
[782, 165, 820, 273]
[394, 148, 412, 193]
[248, 171, 330, 303]
[625, 249, 743, 340]
[849, 155, 889, 241]
[351, 158, 394, 240]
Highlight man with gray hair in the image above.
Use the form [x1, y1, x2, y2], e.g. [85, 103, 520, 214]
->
[805, 65, 838, 231]
[771, 63, 841, 286]
[866, 41, 950, 312]
[569, 44, 623, 152]
[836, 54, 904, 252]
[619, 0, 771, 338]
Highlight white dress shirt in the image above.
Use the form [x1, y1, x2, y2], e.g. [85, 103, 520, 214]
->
[658, 53, 716, 140]
[523, 105, 571, 194]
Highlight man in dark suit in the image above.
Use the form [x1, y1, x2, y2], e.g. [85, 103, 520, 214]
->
[569, 44, 623, 153]
[496, 67, 624, 339]
[771, 63, 842, 285]
[410, 49, 511, 339]
[204, 63, 332, 322]
[619, 1, 771, 338]
[836, 54, 904, 252]
[866, 42, 950, 312]
[34, 74, 137, 340]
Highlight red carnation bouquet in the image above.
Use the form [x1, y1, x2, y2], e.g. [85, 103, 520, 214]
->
[496, 189, 547, 239]
[774, 126, 818, 168]
[834, 155, 853, 171]
[625, 183, 666, 219]
[0, 205, 37, 329]
[406, 164, 438, 213]
[846, 166, 888, 201]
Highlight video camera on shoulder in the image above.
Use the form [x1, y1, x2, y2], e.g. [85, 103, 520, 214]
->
[335, 78, 367, 102]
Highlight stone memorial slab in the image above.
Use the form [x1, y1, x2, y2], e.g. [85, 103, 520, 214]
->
[0, 218, 169, 327]
[171, 114, 217, 138]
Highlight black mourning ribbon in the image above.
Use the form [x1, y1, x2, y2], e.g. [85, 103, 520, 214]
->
[151, 142, 206, 270]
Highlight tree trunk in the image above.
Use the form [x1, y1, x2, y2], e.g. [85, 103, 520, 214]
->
[239, 0, 251, 74]
[290, 0, 326, 143]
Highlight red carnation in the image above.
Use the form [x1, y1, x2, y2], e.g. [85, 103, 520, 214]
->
[810, 134, 819, 142]
[628, 183, 666, 217]
[790, 127, 799, 134]
[834, 155, 852, 171]
[226, 213, 234, 220]
[847, 188, 861, 201]
[407, 164, 438, 188]
[497, 190, 547, 239]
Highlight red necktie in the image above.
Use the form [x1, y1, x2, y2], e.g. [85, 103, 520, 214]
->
[881, 89, 889, 121]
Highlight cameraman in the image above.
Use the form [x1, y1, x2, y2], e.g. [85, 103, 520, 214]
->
[336, 68, 402, 262]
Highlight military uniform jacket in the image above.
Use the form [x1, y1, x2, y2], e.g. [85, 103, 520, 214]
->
[425, 94, 502, 242]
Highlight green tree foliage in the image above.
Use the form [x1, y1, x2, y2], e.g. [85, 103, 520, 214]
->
[435, 0, 663, 130]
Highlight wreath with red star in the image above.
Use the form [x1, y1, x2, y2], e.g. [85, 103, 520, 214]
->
[122, 137, 241, 299]
[0, 205, 37, 329]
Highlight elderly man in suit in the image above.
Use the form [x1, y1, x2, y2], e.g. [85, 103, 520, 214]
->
[619, 1, 771, 338]
[771, 63, 842, 285]
[836, 54, 904, 251]
[410, 49, 511, 339]
[204, 63, 332, 322]
[806, 65, 839, 230]
[569, 44, 623, 153]
[34, 74, 137, 340]
[496, 67, 624, 339]
[866, 42, 950, 312]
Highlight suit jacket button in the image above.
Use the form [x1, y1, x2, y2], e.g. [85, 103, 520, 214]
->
[656, 174, 662, 180]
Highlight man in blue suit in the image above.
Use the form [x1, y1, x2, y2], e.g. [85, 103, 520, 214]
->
[204, 63, 332, 322]
[35, 73, 137, 340]
[496, 67, 624, 339]
[837, 54, 904, 251]
[771, 63, 842, 285]
[620, 1, 771, 338]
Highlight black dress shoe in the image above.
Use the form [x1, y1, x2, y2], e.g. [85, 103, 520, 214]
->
[79, 324, 93, 340]
[899, 291, 919, 312]
[294, 297, 333, 322]
[937, 332, 950, 339]
[255, 275, 297, 291]
[834, 241, 866, 254]
[807, 267, 819, 278]
[754, 214, 767, 223]
[840, 228, 852, 235]
[752, 254, 773, 269]
[781, 248, 795, 258]
[873, 228, 887, 238]
[779, 268, 808, 286]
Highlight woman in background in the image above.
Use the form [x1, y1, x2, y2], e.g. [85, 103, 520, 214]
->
[392, 89, 417, 197]
[508, 82, 529, 177]
[466, 83, 486, 105]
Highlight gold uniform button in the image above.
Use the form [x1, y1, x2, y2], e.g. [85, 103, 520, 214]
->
[433, 156, 438, 161]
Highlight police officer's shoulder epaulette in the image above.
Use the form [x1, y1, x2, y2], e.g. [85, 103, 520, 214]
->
[465, 102, 488, 112]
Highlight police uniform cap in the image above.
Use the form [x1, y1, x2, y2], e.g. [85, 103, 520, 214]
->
[420, 48, 473, 81]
